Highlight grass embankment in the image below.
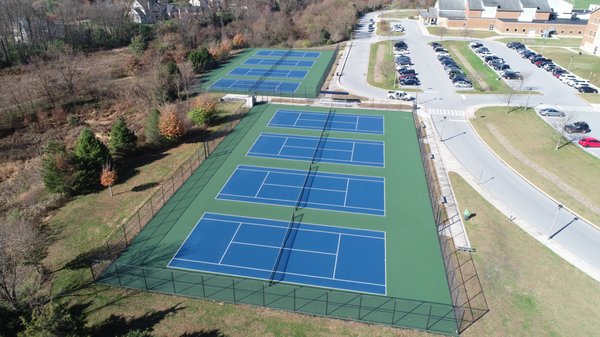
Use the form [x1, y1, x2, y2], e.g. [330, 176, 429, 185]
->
[496, 37, 583, 48]
[440, 41, 515, 94]
[377, 21, 404, 37]
[427, 27, 497, 39]
[367, 40, 418, 92]
[471, 107, 600, 227]
[450, 172, 600, 337]
[379, 10, 419, 19]
[572, 0, 597, 9]
[46, 100, 244, 295]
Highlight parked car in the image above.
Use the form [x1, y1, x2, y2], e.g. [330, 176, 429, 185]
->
[470, 42, 483, 49]
[387, 90, 415, 101]
[494, 63, 511, 71]
[454, 81, 473, 88]
[431, 42, 442, 48]
[501, 71, 522, 80]
[507, 41, 525, 49]
[400, 79, 420, 86]
[563, 121, 591, 134]
[578, 137, 600, 148]
[538, 108, 566, 117]
[578, 86, 599, 93]
[398, 69, 417, 75]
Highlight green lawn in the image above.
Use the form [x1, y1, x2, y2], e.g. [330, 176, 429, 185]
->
[572, 0, 598, 9]
[470, 107, 600, 227]
[367, 40, 400, 90]
[450, 173, 600, 337]
[440, 41, 516, 94]
[496, 37, 583, 48]
[427, 27, 498, 39]
[579, 93, 600, 104]
[530, 46, 600, 89]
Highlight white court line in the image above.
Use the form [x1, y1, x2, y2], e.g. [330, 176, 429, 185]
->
[262, 182, 347, 193]
[171, 258, 386, 287]
[218, 222, 243, 264]
[218, 192, 383, 212]
[203, 214, 385, 239]
[343, 178, 350, 206]
[276, 138, 288, 156]
[248, 152, 383, 167]
[350, 142, 356, 162]
[285, 145, 353, 154]
[332, 234, 342, 278]
[253, 172, 270, 197]
[231, 241, 337, 256]
[383, 232, 387, 296]
[167, 212, 209, 268]
[237, 165, 385, 182]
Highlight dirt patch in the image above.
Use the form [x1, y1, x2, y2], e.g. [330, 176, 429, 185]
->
[374, 44, 386, 84]
[486, 123, 600, 217]
[449, 45, 489, 90]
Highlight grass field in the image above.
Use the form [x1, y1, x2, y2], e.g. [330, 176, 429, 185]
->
[427, 27, 498, 39]
[379, 10, 419, 19]
[495, 37, 583, 48]
[530, 46, 600, 87]
[470, 107, 600, 227]
[579, 93, 600, 104]
[440, 41, 516, 94]
[572, 0, 598, 9]
[377, 21, 404, 37]
[367, 41, 419, 92]
[450, 173, 600, 337]
[199, 48, 336, 98]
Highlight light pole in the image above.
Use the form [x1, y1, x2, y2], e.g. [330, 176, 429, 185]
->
[568, 55, 574, 71]
[525, 87, 532, 110]
[547, 204, 564, 239]
[440, 116, 448, 141]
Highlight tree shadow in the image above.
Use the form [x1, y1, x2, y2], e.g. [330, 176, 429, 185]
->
[88, 303, 184, 337]
[131, 182, 160, 192]
[180, 330, 228, 337]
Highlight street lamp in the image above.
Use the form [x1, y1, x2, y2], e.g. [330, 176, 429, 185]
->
[440, 116, 448, 141]
[547, 204, 564, 239]
[525, 87, 532, 110]
[568, 55, 574, 71]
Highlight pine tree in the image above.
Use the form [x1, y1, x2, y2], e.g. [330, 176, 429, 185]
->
[73, 128, 111, 193]
[109, 117, 137, 159]
[145, 108, 164, 148]
[41, 141, 76, 195]
[158, 108, 184, 141]
[18, 302, 83, 337]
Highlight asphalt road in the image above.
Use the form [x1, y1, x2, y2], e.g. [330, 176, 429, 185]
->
[337, 12, 600, 280]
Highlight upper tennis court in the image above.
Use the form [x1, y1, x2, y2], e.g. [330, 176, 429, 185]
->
[268, 109, 385, 134]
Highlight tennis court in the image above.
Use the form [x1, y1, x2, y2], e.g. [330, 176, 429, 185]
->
[269, 109, 385, 134]
[243, 58, 315, 68]
[217, 165, 385, 216]
[228, 67, 308, 79]
[168, 213, 386, 294]
[256, 50, 321, 58]
[201, 48, 337, 98]
[210, 78, 300, 93]
[248, 133, 384, 167]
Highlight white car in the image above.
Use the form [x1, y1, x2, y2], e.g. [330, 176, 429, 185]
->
[387, 90, 415, 101]
[560, 75, 578, 84]
[454, 81, 473, 88]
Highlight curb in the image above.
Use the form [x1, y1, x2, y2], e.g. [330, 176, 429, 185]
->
[465, 105, 600, 232]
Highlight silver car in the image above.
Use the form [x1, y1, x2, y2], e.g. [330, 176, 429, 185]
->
[538, 108, 566, 117]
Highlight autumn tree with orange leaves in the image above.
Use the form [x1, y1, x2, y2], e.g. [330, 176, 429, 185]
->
[158, 108, 184, 141]
[100, 163, 118, 196]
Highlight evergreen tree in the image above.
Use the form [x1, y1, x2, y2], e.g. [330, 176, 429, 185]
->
[109, 117, 137, 159]
[18, 302, 84, 337]
[73, 128, 110, 193]
[41, 141, 76, 195]
[144, 108, 164, 148]
[188, 47, 213, 73]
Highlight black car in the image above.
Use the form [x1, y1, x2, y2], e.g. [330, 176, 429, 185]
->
[440, 59, 457, 66]
[494, 63, 511, 71]
[431, 42, 442, 48]
[451, 75, 471, 83]
[563, 121, 591, 134]
[400, 79, 420, 86]
[398, 69, 417, 75]
[502, 71, 522, 80]
[506, 42, 525, 49]
[578, 86, 599, 93]
[484, 55, 499, 62]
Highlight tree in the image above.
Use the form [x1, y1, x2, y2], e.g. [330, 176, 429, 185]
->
[109, 117, 137, 159]
[439, 27, 447, 41]
[187, 47, 213, 73]
[154, 61, 180, 103]
[42, 141, 76, 195]
[73, 128, 111, 193]
[120, 330, 155, 337]
[18, 301, 84, 337]
[319, 28, 331, 45]
[158, 108, 184, 141]
[232, 33, 244, 48]
[144, 108, 164, 148]
[187, 95, 218, 127]
[129, 35, 148, 56]
[100, 164, 118, 197]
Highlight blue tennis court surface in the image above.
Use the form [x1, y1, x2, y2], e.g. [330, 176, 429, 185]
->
[217, 165, 385, 216]
[255, 50, 321, 58]
[209, 78, 299, 93]
[228, 67, 308, 79]
[244, 58, 315, 68]
[269, 109, 384, 135]
[168, 213, 386, 294]
[248, 133, 384, 167]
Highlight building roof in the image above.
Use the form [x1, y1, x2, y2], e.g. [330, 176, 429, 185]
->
[482, 0, 522, 11]
[520, 0, 552, 12]
[468, 0, 485, 10]
[439, 10, 467, 18]
[438, 0, 465, 11]
[498, 17, 589, 25]
[420, 7, 439, 18]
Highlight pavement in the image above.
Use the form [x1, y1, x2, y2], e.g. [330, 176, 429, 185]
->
[333, 10, 600, 282]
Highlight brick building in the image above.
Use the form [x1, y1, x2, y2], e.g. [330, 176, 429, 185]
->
[581, 8, 600, 55]
[420, 0, 589, 37]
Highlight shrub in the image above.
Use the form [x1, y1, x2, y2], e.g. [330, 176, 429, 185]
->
[129, 35, 147, 56]
[187, 95, 217, 127]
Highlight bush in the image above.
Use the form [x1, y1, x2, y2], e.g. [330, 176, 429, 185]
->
[109, 117, 137, 159]
[187, 47, 213, 73]
[154, 61, 180, 103]
[129, 35, 147, 56]
[187, 95, 217, 127]
[18, 302, 84, 337]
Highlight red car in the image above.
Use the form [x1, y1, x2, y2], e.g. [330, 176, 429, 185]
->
[579, 137, 600, 148]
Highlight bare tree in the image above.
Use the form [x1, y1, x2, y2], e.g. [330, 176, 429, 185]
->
[555, 114, 576, 150]
[439, 27, 447, 41]
[498, 73, 526, 114]
[380, 58, 397, 87]
[176, 61, 196, 104]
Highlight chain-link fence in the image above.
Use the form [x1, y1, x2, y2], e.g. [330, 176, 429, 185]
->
[410, 103, 489, 333]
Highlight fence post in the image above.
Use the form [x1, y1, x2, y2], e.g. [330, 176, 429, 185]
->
[114, 263, 122, 287]
[293, 288, 296, 311]
[171, 271, 176, 294]
[149, 197, 154, 216]
[325, 292, 329, 315]
[121, 225, 128, 246]
[141, 266, 149, 290]
[232, 279, 236, 303]
[201, 275, 206, 297]
[161, 187, 166, 205]
[391, 299, 397, 325]
[136, 211, 142, 231]
[262, 283, 266, 307]
[358, 295, 363, 320]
